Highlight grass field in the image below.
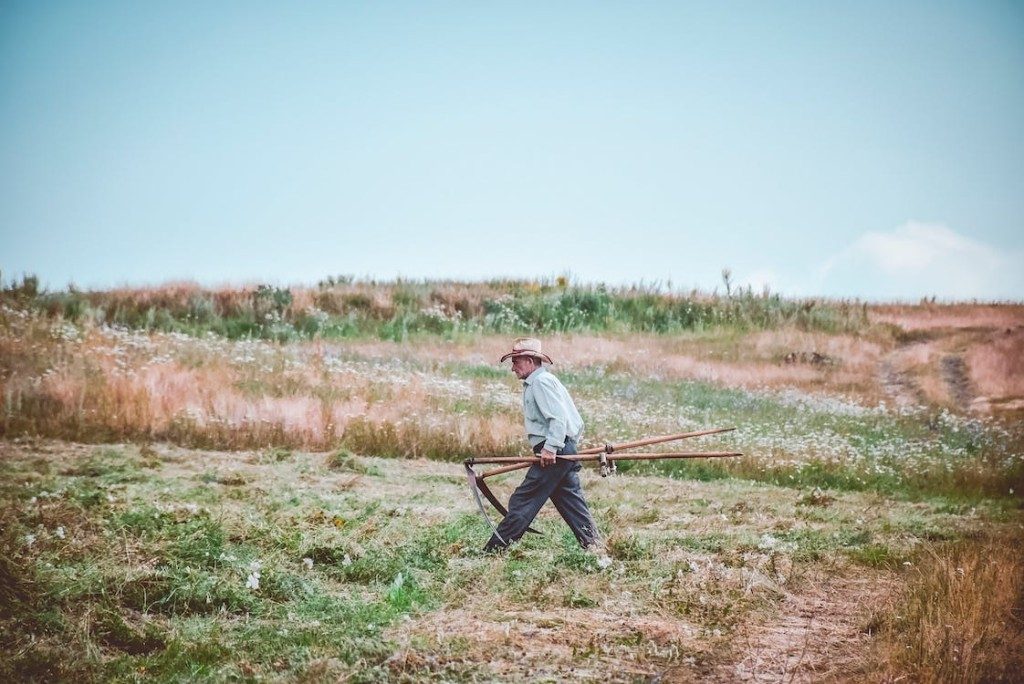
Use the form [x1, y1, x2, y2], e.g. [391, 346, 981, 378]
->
[2, 282, 1022, 682]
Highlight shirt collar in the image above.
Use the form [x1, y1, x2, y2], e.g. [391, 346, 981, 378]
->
[523, 365, 546, 386]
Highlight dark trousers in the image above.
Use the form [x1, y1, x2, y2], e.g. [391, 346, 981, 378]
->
[484, 438, 599, 551]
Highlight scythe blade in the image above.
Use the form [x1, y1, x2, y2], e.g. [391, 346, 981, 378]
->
[476, 472, 541, 536]
[465, 462, 506, 545]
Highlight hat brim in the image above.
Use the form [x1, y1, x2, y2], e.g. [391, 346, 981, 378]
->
[499, 350, 554, 364]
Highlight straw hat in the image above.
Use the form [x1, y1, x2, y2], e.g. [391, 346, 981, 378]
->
[499, 337, 554, 364]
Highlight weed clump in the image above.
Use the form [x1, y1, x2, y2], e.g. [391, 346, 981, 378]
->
[326, 449, 382, 476]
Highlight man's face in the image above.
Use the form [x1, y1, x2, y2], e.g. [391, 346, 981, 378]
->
[511, 355, 538, 380]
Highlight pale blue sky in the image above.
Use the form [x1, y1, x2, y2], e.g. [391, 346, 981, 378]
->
[2, 1, 1022, 300]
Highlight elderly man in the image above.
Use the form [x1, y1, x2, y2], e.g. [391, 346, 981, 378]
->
[484, 337, 599, 552]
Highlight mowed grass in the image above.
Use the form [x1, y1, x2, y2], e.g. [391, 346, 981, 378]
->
[1, 441, 1021, 681]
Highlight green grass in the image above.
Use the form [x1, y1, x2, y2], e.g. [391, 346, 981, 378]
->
[1, 439, 1018, 681]
[3, 275, 869, 342]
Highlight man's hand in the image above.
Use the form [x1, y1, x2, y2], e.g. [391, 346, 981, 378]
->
[539, 448, 557, 467]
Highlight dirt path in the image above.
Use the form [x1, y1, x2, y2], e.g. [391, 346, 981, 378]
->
[940, 354, 975, 411]
[386, 571, 895, 683]
[876, 335, 976, 412]
[877, 356, 924, 409]
[718, 572, 893, 682]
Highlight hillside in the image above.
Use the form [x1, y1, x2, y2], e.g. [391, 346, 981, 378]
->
[1, 282, 1022, 681]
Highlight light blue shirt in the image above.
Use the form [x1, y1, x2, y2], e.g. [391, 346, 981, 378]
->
[522, 366, 584, 450]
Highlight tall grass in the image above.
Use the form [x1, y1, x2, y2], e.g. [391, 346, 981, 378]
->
[2, 274, 870, 341]
[2, 300, 1021, 499]
[872, 533, 1024, 682]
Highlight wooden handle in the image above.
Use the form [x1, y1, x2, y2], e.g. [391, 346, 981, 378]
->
[472, 451, 742, 465]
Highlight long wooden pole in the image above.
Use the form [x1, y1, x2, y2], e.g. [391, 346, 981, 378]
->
[469, 451, 741, 466]
[474, 426, 737, 479]
[576, 426, 736, 455]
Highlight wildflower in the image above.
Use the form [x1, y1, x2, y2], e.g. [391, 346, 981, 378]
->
[302, 557, 314, 570]
[54, 526, 65, 539]
[597, 555, 613, 570]
[245, 559, 262, 590]
[342, 554, 352, 566]
[24, 533, 37, 547]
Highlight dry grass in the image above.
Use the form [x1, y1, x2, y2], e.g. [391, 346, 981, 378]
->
[966, 329, 1024, 411]
[0, 312, 526, 453]
[871, 532, 1024, 683]
[5, 299, 1024, 455]
[3, 306, 1024, 501]
[869, 303, 1024, 332]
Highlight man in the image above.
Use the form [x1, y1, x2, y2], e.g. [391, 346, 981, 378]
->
[484, 337, 599, 552]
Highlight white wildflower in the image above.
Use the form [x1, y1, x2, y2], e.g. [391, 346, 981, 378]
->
[596, 555, 613, 570]
[758, 534, 780, 551]
[342, 554, 352, 566]
[302, 557, 314, 570]
[245, 559, 262, 590]
[54, 526, 65, 539]
[24, 533, 37, 547]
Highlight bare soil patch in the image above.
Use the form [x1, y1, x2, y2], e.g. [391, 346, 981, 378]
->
[386, 604, 719, 682]
[722, 572, 893, 683]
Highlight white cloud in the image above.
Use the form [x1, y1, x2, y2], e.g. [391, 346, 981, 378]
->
[816, 222, 1024, 301]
